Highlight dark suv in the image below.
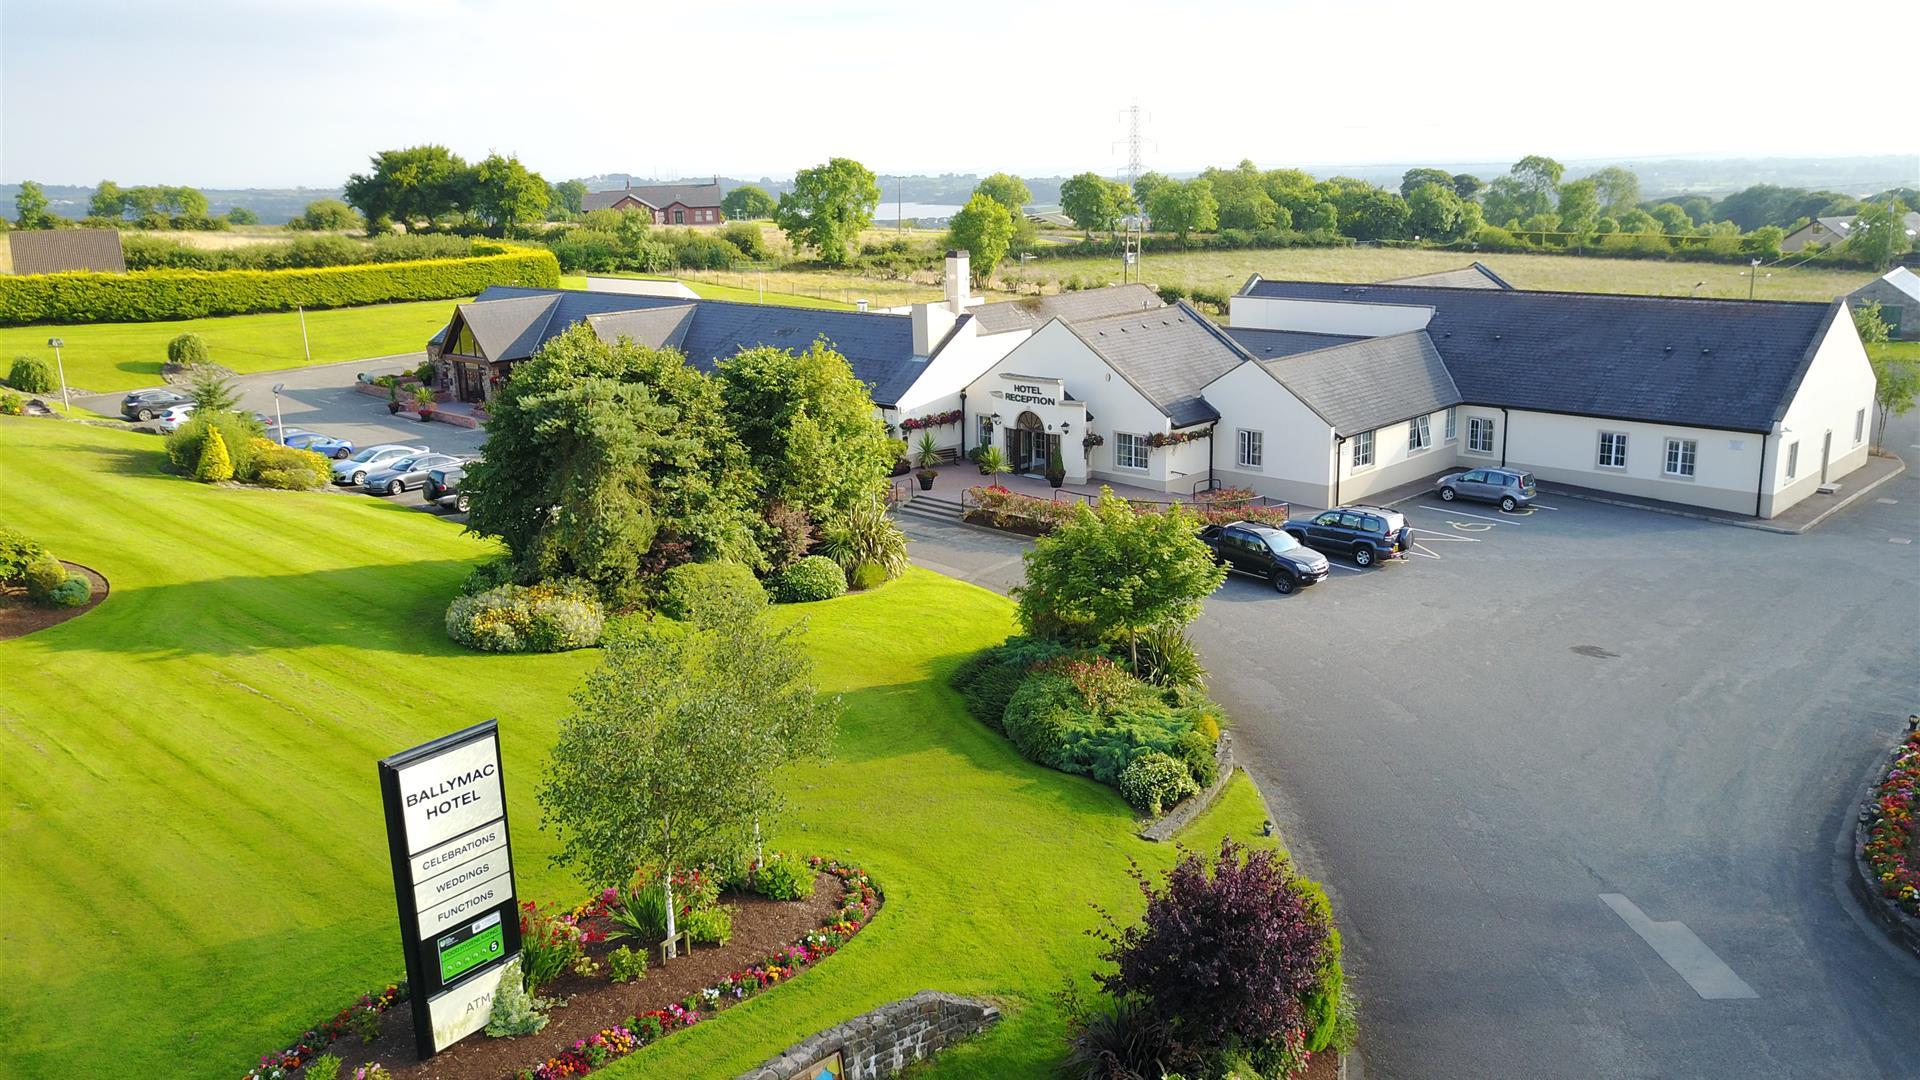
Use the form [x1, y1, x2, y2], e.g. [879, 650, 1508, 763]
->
[120, 387, 191, 421]
[425, 462, 470, 512]
[1284, 506, 1412, 568]
[1199, 521, 1331, 594]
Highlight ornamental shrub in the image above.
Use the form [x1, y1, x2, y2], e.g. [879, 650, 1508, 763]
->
[165, 332, 209, 367]
[166, 410, 262, 478]
[23, 554, 68, 603]
[0, 247, 560, 326]
[750, 851, 816, 901]
[963, 662, 1029, 731]
[1001, 671, 1090, 768]
[445, 579, 605, 653]
[7, 355, 53, 393]
[461, 556, 521, 596]
[46, 575, 92, 608]
[1294, 877, 1346, 1054]
[484, 958, 549, 1037]
[0, 390, 21, 415]
[241, 438, 330, 489]
[192, 424, 234, 482]
[607, 945, 647, 984]
[0, 527, 49, 581]
[683, 904, 734, 946]
[770, 554, 846, 603]
[850, 560, 889, 591]
[1118, 753, 1199, 815]
[657, 560, 766, 624]
[304, 1053, 343, 1080]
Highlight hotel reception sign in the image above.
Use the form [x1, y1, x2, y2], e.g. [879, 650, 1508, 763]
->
[379, 720, 522, 1058]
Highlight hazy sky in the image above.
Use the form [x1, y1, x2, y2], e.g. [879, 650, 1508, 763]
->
[3, 0, 1915, 188]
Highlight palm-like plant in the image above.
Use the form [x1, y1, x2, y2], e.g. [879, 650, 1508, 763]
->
[976, 445, 1008, 478]
[817, 497, 910, 580]
[914, 431, 942, 474]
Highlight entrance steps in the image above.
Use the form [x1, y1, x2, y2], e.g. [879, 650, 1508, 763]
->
[893, 489, 965, 525]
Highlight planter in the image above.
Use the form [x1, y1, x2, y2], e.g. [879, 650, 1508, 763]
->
[386, 401, 402, 415]
[418, 410, 436, 423]
[917, 472, 936, 491]
[1047, 475, 1065, 489]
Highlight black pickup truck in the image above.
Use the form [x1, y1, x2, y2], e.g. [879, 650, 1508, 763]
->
[1198, 521, 1331, 594]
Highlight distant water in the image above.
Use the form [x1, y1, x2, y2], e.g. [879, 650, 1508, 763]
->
[874, 201, 965, 221]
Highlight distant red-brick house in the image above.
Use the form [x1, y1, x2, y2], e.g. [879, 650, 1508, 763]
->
[581, 179, 725, 225]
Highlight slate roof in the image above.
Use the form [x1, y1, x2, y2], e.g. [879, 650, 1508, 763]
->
[1380, 261, 1512, 290]
[1063, 301, 1248, 427]
[1855, 266, 1920, 304]
[1805, 212, 1920, 239]
[8, 228, 126, 274]
[969, 283, 1163, 334]
[1239, 279, 1842, 433]
[1222, 327, 1364, 360]
[452, 294, 562, 361]
[581, 181, 724, 212]
[430, 286, 927, 406]
[1250, 332, 1460, 437]
[587, 305, 697, 351]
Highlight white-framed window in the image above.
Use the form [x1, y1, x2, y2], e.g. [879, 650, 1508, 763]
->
[1664, 437, 1697, 477]
[1237, 429, 1263, 469]
[1444, 407, 1457, 441]
[1408, 414, 1432, 452]
[1597, 431, 1628, 469]
[1115, 432, 1149, 470]
[1785, 440, 1799, 479]
[1352, 430, 1374, 469]
[977, 414, 993, 448]
[1855, 408, 1866, 446]
[1467, 417, 1494, 454]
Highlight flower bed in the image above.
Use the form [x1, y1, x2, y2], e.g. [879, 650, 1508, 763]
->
[238, 859, 880, 1080]
[963, 485, 1289, 536]
[1863, 730, 1920, 917]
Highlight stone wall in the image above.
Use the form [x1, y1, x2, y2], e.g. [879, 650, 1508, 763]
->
[733, 990, 1000, 1080]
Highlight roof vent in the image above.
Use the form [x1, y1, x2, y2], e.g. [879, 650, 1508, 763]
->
[1492, 333, 1501, 341]
[1664, 345, 1673, 352]
[1700, 347, 1711, 355]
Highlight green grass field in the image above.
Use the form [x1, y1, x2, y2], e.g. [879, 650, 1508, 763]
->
[0, 417, 1288, 1079]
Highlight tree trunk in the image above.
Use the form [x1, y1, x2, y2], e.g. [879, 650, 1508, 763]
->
[662, 873, 677, 959]
[753, 816, 764, 865]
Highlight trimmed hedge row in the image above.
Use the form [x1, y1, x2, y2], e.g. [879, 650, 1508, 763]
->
[0, 244, 560, 326]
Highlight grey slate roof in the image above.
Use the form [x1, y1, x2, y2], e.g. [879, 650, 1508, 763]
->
[1222, 327, 1364, 360]
[1240, 279, 1842, 433]
[8, 228, 126, 274]
[581, 181, 724, 212]
[969, 283, 1163, 335]
[1251, 332, 1460, 437]
[1380, 261, 1512, 290]
[452, 294, 562, 361]
[431, 286, 928, 406]
[587, 304, 697, 351]
[1855, 266, 1920, 304]
[1064, 301, 1248, 427]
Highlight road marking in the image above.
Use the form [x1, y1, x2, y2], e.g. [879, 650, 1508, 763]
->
[1448, 521, 1494, 532]
[1407, 543, 1442, 559]
[1529, 503, 1561, 510]
[1599, 894, 1757, 1000]
[1420, 505, 1526, 525]
[1325, 562, 1367, 573]
[1877, 497, 1899, 505]
[1891, 538, 1913, 545]
[1407, 528, 1482, 542]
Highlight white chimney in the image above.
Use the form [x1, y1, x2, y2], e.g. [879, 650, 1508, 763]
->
[912, 302, 957, 357]
[945, 249, 969, 314]
[856, 298, 869, 313]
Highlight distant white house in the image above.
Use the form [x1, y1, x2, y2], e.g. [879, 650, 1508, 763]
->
[1781, 212, 1920, 253]
[1847, 266, 1920, 340]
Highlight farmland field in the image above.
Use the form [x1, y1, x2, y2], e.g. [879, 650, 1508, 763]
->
[0, 416, 1290, 1079]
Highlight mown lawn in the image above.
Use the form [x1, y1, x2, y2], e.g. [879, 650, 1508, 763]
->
[0, 417, 1288, 1079]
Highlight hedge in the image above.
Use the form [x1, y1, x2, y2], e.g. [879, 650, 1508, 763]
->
[0, 244, 559, 326]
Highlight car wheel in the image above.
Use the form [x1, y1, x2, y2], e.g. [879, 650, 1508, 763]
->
[137, 408, 155, 421]
[333, 447, 351, 460]
[454, 494, 470, 514]
[1439, 486, 1456, 501]
[1500, 495, 1518, 512]
[1271, 570, 1297, 595]
[387, 480, 403, 495]
[351, 470, 366, 486]
[1352, 545, 1374, 568]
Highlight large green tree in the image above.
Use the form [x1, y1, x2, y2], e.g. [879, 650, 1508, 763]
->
[290, 199, 362, 231]
[470, 152, 550, 233]
[1556, 179, 1601, 240]
[1133, 171, 1173, 211]
[550, 179, 588, 217]
[343, 145, 471, 233]
[1846, 199, 1913, 269]
[1014, 488, 1226, 663]
[1059, 172, 1135, 235]
[975, 172, 1031, 214]
[88, 181, 124, 220]
[1147, 179, 1218, 237]
[1450, 173, 1485, 201]
[774, 157, 880, 267]
[946, 193, 1016, 283]
[14, 181, 52, 229]
[1406, 183, 1466, 241]
[721, 184, 776, 220]
[464, 326, 762, 605]
[716, 340, 897, 524]
[1399, 168, 1453, 199]
[1337, 188, 1411, 241]
[1584, 166, 1640, 213]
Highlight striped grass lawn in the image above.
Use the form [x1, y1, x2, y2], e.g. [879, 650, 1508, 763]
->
[0, 417, 1289, 1078]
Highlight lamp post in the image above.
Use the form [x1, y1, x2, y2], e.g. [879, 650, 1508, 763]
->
[46, 337, 69, 414]
[271, 382, 285, 442]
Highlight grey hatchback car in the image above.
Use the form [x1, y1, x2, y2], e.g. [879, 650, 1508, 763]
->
[1435, 467, 1536, 511]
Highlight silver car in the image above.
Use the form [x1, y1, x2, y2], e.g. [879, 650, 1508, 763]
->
[331, 443, 429, 486]
[1435, 467, 1536, 511]
[361, 453, 464, 496]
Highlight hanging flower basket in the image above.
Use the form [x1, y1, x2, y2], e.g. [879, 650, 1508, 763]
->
[898, 408, 964, 433]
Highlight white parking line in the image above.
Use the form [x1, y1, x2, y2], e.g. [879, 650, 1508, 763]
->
[1408, 527, 1483, 540]
[1408, 543, 1442, 560]
[1420, 505, 1527, 525]
[1325, 562, 1367, 573]
[1600, 894, 1757, 1000]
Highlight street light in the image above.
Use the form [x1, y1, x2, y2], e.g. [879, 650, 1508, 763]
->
[46, 337, 69, 414]
[271, 382, 286, 442]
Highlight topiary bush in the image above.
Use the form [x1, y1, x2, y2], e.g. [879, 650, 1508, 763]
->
[23, 554, 68, 603]
[770, 554, 846, 603]
[7, 355, 53, 393]
[446, 579, 605, 653]
[165, 332, 209, 367]
[656, 560, 766, 624]
[0, 527, 49, 581]
[192, 424, 234, 482]
[1118, 752, 1199, 815]
[45, 575, 92, 608]
[850, 560, 889, 591]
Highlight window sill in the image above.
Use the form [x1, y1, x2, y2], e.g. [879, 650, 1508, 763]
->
[1595, 463, 1627, 471]
[1661, 471, 1697, 482]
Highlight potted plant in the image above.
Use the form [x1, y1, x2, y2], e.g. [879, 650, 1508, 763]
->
[378, 375, 402, 414]
[914, 431, 942, 491]
[413, 384, 437, 421]
[977, 445, 1008, 479]
[1045, 442, 1066, 489]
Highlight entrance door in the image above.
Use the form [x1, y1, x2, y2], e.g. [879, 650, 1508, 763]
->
[1009, 411, 1045, 475]
[1820, 431, 1832, 484]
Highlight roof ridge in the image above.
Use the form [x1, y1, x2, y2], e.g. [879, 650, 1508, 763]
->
[1252, 276, 1832, 308]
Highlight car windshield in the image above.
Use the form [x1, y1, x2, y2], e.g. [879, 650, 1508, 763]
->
[349, 447, 386, 462]
[1263, 532, 1301, 554]
[1516, 472, 1535, 487]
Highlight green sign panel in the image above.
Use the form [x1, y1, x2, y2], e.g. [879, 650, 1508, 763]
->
[438, 918, 505, 984]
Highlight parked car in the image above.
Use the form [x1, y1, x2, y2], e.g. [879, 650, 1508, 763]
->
[425, 461, 472, 513]
[1284, 506, 1413, 568]
[248, 410, 278, 430]
[362, 453, 465, 496]
[279, 429, 355, 459]
[1199, 521, 1330, 594]
[155, 403, 197, 433]
[1435, 467, 1536, 512]
[121, 388, 191, 421]
[330, 444, 429, 486]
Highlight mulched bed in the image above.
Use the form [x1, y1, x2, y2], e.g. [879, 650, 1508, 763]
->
[315, 872, 846, 1080]
[0, 561, 107, 641]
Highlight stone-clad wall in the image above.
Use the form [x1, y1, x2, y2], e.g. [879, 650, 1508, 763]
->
[733, 990, 1000, 1080]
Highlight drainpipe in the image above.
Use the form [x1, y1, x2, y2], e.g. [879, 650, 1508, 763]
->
[1754, 429, 1771, 518]
[1206, 427, 1216, 489]
[959, 391, 968, 458]
[1333, 434, 1345, 508]
[1499, 407, 1510, 468]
